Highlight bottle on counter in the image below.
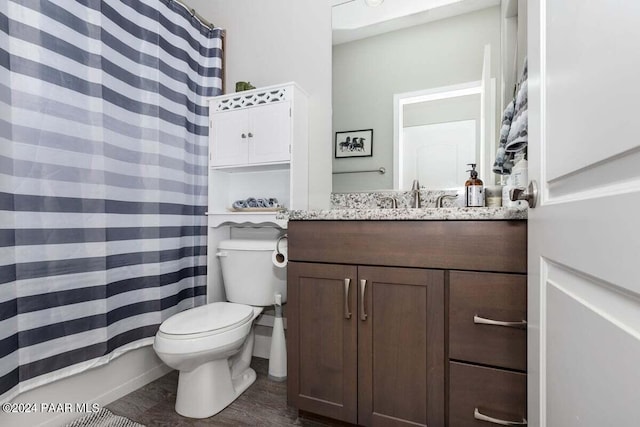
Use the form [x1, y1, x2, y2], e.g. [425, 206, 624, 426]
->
[503, 159, 528, 208]
[485, 185, 503, 207]
[465, 163, 484, 207]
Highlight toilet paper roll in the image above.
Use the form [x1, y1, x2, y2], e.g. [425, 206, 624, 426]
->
[272, 248, 288, 268]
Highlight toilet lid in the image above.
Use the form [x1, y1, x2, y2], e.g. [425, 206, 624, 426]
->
[159, 302, 254, 336]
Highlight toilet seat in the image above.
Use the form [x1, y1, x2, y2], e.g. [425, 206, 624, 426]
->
[154, 304, 259, 357]
[159, 302, 254, 340]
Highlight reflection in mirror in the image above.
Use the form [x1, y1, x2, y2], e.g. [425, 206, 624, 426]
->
[332, 0, 501, 193]
[394, 81, 483, 190]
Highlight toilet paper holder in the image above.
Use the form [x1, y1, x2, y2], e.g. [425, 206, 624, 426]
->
[275, 234, 288, 263]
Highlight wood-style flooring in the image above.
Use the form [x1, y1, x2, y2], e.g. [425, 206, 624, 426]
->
[106, 357, 337, 427]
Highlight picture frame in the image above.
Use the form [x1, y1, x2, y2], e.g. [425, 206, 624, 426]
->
[335, 129, 373, 158]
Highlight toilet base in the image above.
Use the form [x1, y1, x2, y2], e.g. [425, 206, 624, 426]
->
[175, 359, 257, 419]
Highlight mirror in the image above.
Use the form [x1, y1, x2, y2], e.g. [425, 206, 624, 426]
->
[394, 80, 487, 190]
[331, 0, 504, 192]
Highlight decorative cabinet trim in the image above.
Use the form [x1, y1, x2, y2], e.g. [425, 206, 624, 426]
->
[211, 83, 297, 112]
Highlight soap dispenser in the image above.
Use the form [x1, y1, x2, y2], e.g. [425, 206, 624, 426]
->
[465, 163, 484, 207]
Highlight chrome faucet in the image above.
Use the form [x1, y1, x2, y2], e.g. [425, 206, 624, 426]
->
[410, 179, 421, 208]
[379, 196, 398, 209]
[435, 193, 458, 208]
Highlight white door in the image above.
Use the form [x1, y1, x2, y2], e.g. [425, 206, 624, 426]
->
[402, 120, 476, 189]
[210, 109, 248, 167]
[528, 2, 640, 426]
[247, 101, 291, 164]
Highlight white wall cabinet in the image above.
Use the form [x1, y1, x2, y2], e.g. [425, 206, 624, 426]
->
[209, 108, 248, 167]
[206, 82, 308, 228]
[210, 101, 292, 167]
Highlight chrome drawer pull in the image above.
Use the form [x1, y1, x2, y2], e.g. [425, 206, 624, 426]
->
[360, 279, 368, 321]
[474, 315, 527, 329]
[474, 408, 527, 425]
[344, 278, 352, 319]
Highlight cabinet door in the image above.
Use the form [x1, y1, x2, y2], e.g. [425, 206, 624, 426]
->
[287, 262, 358, 424]
[358, 266, 445, 427]
[247, 101, 291, 164]
[210, 109, 248, 166]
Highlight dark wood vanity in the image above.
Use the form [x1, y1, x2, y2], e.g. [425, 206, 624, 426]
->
[286, 220, 527, 426]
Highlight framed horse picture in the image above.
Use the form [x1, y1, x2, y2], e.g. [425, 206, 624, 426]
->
[335, 129, 373, 158]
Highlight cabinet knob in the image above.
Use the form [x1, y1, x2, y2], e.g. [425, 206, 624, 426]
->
[241, 133, 247, 138]
[248, 132, 253, 138]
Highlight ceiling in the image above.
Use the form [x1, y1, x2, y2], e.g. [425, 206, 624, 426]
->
[332, 0, 501, 44]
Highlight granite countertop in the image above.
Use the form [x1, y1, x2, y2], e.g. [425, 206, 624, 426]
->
[280, 206, 528, 221]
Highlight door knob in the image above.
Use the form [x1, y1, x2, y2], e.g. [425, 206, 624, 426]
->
[509, 180, 538, 208]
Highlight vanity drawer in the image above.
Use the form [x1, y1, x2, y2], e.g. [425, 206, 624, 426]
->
[449, 271, 527, 371]
[449, 361, 527, 427]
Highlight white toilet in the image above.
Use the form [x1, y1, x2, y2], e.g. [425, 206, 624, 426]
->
[153, 239, 286, 419]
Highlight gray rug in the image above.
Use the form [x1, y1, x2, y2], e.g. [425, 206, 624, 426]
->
[64, 408, 145, 427]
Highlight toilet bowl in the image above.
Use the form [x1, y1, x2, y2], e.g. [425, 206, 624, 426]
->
[153, 239, 286, 419]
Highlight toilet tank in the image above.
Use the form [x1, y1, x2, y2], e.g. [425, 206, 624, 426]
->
[216, 239, 287, 306]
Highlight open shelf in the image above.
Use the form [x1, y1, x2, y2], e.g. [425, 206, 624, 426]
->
[206, 211, 287, 228]
[208, 168, 292, 228]
[210, 161, 290, 173]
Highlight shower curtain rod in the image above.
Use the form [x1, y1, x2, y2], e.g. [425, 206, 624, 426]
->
[171, 0, 224, 34]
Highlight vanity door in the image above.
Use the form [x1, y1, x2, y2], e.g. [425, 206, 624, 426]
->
[358, 266, 445, 427]
[287, 261, 358, 424]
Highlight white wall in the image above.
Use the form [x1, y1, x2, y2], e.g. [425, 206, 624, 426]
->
[517, 0, 528, 77]
[404, 94, 481, 127]
[333, 6, 501, 192]
[189, 0, 333, 209]
[501, 0, 527, 112]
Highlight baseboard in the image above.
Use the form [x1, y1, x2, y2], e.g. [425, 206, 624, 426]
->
[253, 333, 272, 359]
[253, 313, 287, 359]
[92, 361, 173, 410]
[44, 361, 172, 427]
[255, 313, 287, 329]
[48, 363, 171, 427]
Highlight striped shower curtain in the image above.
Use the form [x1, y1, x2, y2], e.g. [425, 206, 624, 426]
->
[0, 0, 222, 401]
